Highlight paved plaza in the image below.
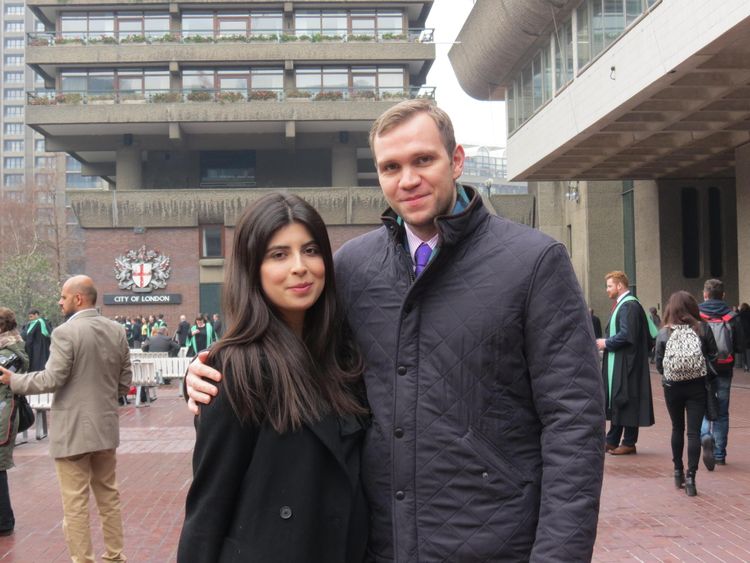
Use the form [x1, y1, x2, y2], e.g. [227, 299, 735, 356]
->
[0, 369, 749, 562]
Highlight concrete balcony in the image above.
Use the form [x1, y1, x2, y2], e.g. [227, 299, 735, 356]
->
[27, 32, 436, 81]
[68, 186, 536, 229]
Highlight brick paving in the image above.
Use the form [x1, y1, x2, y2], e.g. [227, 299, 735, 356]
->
[0, 371, 749, 562]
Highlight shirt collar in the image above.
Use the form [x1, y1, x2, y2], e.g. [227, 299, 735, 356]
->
[67, 308, 97, 322]
[616, 290, 631, 304]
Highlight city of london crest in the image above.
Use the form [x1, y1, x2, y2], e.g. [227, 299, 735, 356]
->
[114, 245, 171, 293]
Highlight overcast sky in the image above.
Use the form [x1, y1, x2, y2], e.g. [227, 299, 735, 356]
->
[425, 0, 507, 148]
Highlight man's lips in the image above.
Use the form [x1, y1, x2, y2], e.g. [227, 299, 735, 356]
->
[401, 193, 429, 205]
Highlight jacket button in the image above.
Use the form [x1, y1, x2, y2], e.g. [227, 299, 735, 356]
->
[394, 427, 404, 438]
[395, 490, 405, 500]
[280, 506, 292, 519]
[397, 366, 407, 376]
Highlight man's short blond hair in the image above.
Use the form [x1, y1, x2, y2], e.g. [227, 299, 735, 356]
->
[604, 271, 629, 288]
[368, 99, 456, 161]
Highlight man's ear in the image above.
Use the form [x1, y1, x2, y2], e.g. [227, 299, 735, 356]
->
[451, 144, 465, 180]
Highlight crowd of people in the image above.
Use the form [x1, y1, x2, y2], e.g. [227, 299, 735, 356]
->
[0, 99, 748, 561]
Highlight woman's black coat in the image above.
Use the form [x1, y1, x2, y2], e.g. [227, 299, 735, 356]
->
[177, 367, 369, 563]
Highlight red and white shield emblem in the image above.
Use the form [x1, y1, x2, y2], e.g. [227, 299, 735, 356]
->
[132, 262, 152, 289]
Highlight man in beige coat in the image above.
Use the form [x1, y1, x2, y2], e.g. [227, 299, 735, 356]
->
[0, 275, 132, 563]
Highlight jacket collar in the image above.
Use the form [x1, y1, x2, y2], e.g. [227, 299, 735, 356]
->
[67, 309, 99, 323]
[380, 184, 487, 249]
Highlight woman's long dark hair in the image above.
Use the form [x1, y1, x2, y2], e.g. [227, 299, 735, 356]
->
[207, 193, 364, 432]
[662, 290, 702, 333]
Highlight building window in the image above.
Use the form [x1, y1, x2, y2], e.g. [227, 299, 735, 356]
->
[65, 155, 103, 189]
[200, 225, 224, 258]
[3, 72, 23, 84]
[5, 4, 24, 15]
[681, 187, 700, 279]
[60, 11, 169, 41]
[4, 123, 23, 135]
[4, 88, 24, 100]
[3, 140, 24, 152]
[295, 66, 405, 97]
[3, 157, 24, 169]
[707, 187, 722, 278]
[4, 22, 24, 33]
[35, 156, 56, 170]
[182, 68, 283, 97]
[4, 38, 24, 49]
[294, 9, 404, 38]
[182, 10, 283, 39]
[4, 55, 24, 66]
[554, 18, 574, 91]
[199, 151, 256, 187]
[35, 139, 46, 153]
[3, 174, 24, 187]
[3, 105, 24, 118]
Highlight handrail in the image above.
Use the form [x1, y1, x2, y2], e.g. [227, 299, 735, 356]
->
[27, 27, 434, 46]
[26, 86, 436, 105]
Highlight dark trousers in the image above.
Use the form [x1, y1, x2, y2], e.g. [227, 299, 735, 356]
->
[664, 379, 706, 473]
[0, 470, 14, 531]
[606, 425, 639, 447]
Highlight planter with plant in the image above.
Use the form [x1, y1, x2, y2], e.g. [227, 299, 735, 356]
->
[56, 93, 83, 104]
[249, 90, 278, 101]
[314, 90, 344, 101]
[187, 90, 213, 102]
[150, 92, 181, 103]
[217, 91, 245, 103]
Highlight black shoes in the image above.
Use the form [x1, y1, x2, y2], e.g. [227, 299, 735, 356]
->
[701, 435, 716, 471]
[685, 473, 697, 497]
[674, 470, 685, 489]
[0, 528, 13, 537]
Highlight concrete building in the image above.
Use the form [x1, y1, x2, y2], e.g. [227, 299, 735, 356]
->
[23, 0, 436, 324]
[450, 0, 750, 315]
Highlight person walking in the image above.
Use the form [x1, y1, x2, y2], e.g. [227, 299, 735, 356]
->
[739, 302, 750, 371]
[655, 291, 718, 496]
[597, 271, 655, 455]
[0, 275, 132, 562]
[0, 308, 29, 536]
[178, 194, 368, 562]
[699, 278, 746, 467]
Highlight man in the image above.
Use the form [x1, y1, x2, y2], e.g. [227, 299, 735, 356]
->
[186, 100, 605, 560]
[590, 307, 603, 339]
[596, 271, 655, 455]
[185, 315, 215, 357]
[699, 278, 745, 468]
[0, 275, 131, 562]
[176, 314, 190, 347]
[211, 313, 222, 339]
[22, 308, 52, 371]
[141, 326, 180, 357]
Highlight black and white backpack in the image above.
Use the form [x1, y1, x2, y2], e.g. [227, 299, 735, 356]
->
[663, 325, 706, 382]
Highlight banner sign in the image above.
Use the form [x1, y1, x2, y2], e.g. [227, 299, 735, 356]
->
[104, 293, 182, 305]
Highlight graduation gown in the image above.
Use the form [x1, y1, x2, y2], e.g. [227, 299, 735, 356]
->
[23, 318, 52, 372]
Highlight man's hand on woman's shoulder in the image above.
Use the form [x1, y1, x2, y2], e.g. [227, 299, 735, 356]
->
[186, 350, 223, 415]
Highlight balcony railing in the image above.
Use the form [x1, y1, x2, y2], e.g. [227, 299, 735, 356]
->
[27, 27, 434, 46]
[26, 86, 436, 106]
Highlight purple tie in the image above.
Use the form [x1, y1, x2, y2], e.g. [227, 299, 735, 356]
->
[414, 243, 431, 277]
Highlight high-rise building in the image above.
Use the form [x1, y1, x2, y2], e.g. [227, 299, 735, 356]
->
[24, 0, 435, 322]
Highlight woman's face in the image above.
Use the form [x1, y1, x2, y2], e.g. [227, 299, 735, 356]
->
[260, 222, 325, 335]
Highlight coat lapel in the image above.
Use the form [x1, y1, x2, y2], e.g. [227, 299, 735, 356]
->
[306, 415, 348, 474]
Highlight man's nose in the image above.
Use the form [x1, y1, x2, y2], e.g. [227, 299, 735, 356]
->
[399, 166, 420, 189]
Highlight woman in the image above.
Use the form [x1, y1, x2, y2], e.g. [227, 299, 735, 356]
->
[655, 291, 717, 497]
[0, 307, 29, 535]
[178, 194, 369, 562]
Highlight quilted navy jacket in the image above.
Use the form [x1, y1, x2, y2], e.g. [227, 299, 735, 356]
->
[335, 187, 605, 562]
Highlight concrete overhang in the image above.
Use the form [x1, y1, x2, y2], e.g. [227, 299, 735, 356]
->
[451, 0, 750, 180]
[448, 0, 580, 101]
[27, 42, 435, 80]
[68, 186, 389, 228]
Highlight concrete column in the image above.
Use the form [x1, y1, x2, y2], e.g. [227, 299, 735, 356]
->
[633, 179, 662, 312]
[331, 146, 357, 187]
[116, 145, 143, 190]
[737, 143, 750, 303]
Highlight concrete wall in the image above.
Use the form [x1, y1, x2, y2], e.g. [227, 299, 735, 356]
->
[737, 143, 750, 305]
[657, 178, 739, 305]
[634, 180, 662, 314]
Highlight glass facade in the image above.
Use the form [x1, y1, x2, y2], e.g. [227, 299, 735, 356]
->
[294, 9, 404, 38]
[182, 10, 283, 37]
[60, 11, 170, 40]
[508, 0, 660, 135]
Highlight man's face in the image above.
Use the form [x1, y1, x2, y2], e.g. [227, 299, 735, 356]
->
[28, 313, 39, 321]
[373, 112, 464, 240]
[605, 278, 623, 300]
[58, 283, 79, 317]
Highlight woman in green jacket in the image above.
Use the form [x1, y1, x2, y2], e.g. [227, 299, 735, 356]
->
[0, 307, 29, 536]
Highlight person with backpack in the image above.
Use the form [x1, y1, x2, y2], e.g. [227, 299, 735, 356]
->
[655, 291, 718, 497]
[699, 279, 746, 468]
